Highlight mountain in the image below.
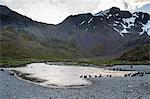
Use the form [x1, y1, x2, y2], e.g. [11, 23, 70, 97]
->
[0, 5, 149, 61]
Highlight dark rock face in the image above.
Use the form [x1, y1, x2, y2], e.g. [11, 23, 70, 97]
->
[119, 11, 132, 18]
[109, 7, 120, 14]
[0, 5, 149, 59]
[135, 12, 150, 24]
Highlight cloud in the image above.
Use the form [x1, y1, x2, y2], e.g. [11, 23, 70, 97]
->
[135, 3, 150, 13]
[94, 0, 150, 13]
[0, 0, 149, 24]
[0, 0, 100, 24]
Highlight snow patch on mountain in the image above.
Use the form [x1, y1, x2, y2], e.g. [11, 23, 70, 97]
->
[122, 17, 136, 25]
[74, 24, 77, 27]
[73, 7, 149, 37]
[93, 11, 103, 16]
[85, 28, 88, 31]
[93, 9, 110, 16]
[121, 29, 130, 33]
[141, 20, 150, 35]
[112, 17, 136, 36]
[88, 18, 93, 24]
[80, 21, 85, 25]
[113, 28, 124, 37]
[112, 16, 150, 36]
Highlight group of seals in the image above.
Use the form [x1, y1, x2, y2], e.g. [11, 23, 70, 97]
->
[80, 74, 111, 78]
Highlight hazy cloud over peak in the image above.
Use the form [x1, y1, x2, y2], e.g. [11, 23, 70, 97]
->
[1, 0, 149, 24]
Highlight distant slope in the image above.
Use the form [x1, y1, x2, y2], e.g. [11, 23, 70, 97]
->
[0, 26, 81, 60]
[120, 44, 150, 61]
[120, 33, 150, 61]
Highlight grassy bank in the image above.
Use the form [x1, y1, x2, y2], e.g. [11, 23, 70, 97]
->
[0, 57, 149, 68]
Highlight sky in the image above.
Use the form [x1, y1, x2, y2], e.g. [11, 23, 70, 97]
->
[0, 0, 150, 24]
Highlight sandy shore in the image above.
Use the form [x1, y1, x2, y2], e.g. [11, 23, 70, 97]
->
[0, 65, 150, 99]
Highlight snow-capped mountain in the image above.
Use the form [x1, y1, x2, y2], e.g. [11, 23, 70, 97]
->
[64, 7, 150, 38]
[94, 7, 150, 37]
[1, 5, 149, 60]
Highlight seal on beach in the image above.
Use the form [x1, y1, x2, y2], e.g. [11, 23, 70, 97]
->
[124, 74, 127, 77]
[99, 74, 102, 77]
[9, 73, 14, 76]
[0, 69, 4, 71]
[131, 64, 133, 69]
[145, 72, 150, 74]
[89, 75, 91, 78]
[139, 73, 144, 76]
[80, 75, 83, 78]
[84, 76, 87, 78]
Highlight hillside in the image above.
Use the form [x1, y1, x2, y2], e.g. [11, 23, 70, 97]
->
[0, 5, 149, 63]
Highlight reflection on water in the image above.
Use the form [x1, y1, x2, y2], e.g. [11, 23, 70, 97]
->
[8, 63, 139, 88]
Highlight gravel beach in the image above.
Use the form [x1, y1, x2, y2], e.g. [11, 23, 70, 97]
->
[0, 65, 150, 99]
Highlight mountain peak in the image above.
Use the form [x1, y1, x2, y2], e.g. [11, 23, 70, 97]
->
[93, 7, 150, 36]
[0, 5, 12, 14]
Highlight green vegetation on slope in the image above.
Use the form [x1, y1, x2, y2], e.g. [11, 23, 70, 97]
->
[120, 44, 150, 61]
[0, 27, 84, 67]
[0, 27, 149, 67]
[0, 26, 82, 61]
[89, 44, 105, 56]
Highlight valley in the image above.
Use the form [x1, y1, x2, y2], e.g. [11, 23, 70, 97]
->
[0, 5, 149, 66]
